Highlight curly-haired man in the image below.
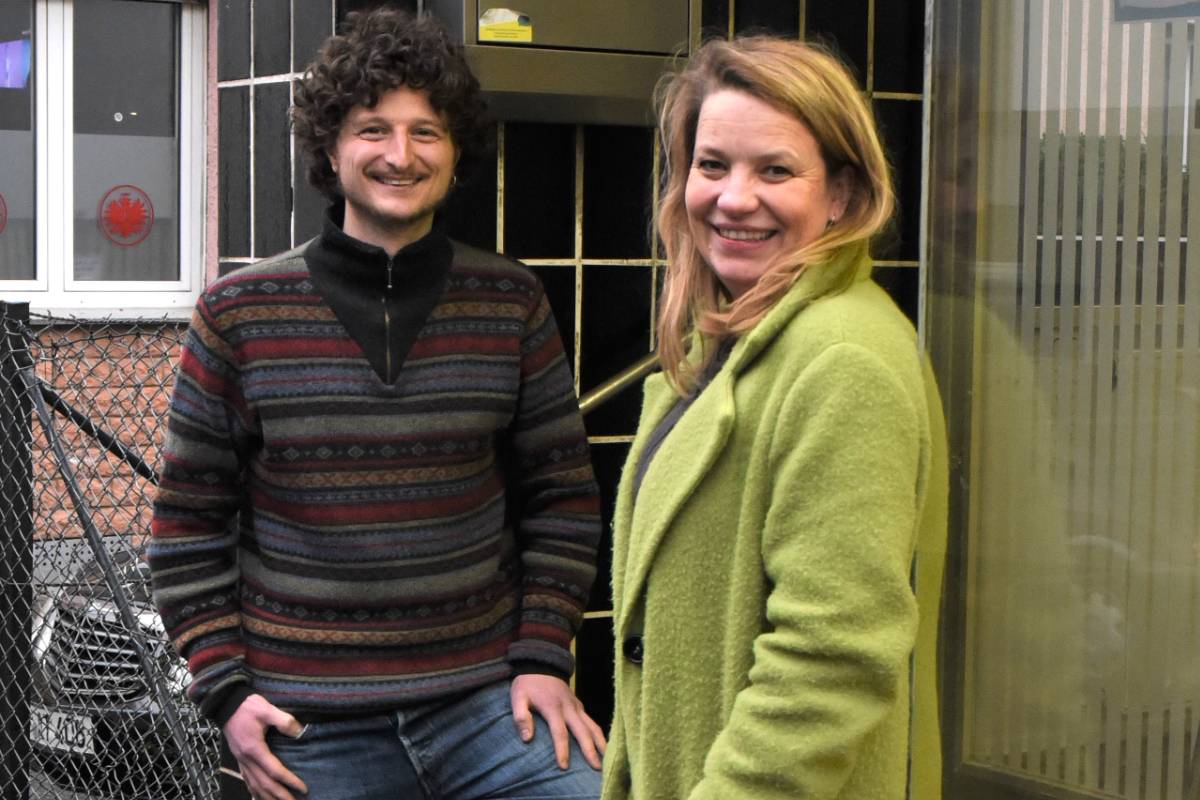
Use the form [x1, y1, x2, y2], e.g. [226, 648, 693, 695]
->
[149, 9, 604, 800]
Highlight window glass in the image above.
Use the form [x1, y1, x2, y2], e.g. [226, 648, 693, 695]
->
[0, 0, 34, 280]
[930, 2, 1200, 798]
[73, 0, 178, 281]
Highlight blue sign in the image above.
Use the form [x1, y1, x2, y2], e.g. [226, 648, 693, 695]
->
[1114, 0, 1200, 21]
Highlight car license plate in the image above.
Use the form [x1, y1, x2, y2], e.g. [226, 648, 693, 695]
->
[30, 707, 95, 755]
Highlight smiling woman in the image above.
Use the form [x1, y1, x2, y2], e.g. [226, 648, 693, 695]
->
[600, 36, 949, 800]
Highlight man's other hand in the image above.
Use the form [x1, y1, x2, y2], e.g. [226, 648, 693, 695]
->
[510, 674, 606, 770]
[224, 694, 309, 800]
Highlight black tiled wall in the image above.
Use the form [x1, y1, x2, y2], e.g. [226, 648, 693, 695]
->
[581, 126, 655, 261]
[295, 0, 335, 70]
[217, 0, 250, 81]
[253, 83, 292, 258]
[734, 0, 801, 37]
[215, 0, 926, 733]
[808, 0, 872, 83]
[874, 1, 925, 94]
[217, 87, 249, 257]
[253, 1, 291, 77]
[875, 98, 925, 263]
[502, 123, 576, 260]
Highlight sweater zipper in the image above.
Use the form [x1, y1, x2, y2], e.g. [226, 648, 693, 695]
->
[383, 255, 394, 382]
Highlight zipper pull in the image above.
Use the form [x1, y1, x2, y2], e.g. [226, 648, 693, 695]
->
[387, 255, 394, 291]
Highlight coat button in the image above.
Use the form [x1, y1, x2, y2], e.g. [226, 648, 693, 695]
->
[623, 634, 644, 665]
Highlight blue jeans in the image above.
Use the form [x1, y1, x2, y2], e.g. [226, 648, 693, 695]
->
[264, 680, 602, 800]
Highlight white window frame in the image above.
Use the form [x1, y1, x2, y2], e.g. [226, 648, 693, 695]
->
[1, 0, 206, 317]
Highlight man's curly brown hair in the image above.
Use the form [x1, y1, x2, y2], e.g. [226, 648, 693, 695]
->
[292, 8, 493, 199]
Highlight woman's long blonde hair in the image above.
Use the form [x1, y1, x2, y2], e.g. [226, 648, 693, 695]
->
[655, 36, 894, 394]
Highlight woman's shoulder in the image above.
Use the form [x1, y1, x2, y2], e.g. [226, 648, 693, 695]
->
[778, 278, 918, 366]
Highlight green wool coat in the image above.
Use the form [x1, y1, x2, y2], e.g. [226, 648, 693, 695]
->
[600, 247, 949, 800]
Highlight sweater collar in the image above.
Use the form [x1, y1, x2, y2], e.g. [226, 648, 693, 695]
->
[310, 201, 454, 289]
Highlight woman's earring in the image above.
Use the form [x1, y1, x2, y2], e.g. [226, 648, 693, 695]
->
[825, 216, 836, 230]
[451, 174, 458, 189]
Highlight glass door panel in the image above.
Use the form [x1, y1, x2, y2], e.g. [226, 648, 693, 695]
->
[931, 1, 1200, 798]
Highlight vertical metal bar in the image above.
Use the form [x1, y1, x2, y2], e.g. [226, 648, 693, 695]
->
[1154, 19, 1189, 798]
[650, 133, 662, 352]
[1112, 25, 1147, 794]
[1051, 0, 1082, 779]
[689, 0, 702, 53]
[908, 2, 936, 797]
[0, 301, 33, 800]
[799, 0, 807, 39]
[728, 0, 735, 39]
[1181, 19, 1200, 800]
[1093, 9, 1124, 789]
[925, 2, 984, 793]
[1011, 0, 1047, 770]
[1071, 0, 1106, 787]
[1135, 22, 1172, 798]
[289, 0, 297, 248]
[867, 0, 876, 93]
[960, 0, 1002, 768]
[573, 125, 585, 398]
[249, 0, 257, 259]
[1166, 21, 1195, 800]
[496, 121, 506, 254]
[917, 0, 934, 351]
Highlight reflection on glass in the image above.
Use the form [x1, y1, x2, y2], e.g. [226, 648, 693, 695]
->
[955, 2, 1200, 798]
[0, 0, 34, 280]
[73, 0, 179, 282]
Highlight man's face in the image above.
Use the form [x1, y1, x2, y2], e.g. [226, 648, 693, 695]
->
[329, 85, 458, 252]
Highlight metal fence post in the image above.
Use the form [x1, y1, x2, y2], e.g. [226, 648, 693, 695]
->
[0, 301, 34, 800]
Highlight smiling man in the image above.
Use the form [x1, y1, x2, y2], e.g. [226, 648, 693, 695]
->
[148, 9, 604, 800]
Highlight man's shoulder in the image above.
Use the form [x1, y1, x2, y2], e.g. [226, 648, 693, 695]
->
[201, 243, 314, 303]
[449, 240, 541, 291]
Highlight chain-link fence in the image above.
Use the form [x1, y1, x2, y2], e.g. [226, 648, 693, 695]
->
[0, 301, 233, 800]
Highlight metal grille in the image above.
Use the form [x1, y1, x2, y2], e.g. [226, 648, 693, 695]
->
[43, 602, 158, 704]
[0, 303, 220, 800]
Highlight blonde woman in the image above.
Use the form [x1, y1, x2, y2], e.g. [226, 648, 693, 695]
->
[601, 36, 948, 800]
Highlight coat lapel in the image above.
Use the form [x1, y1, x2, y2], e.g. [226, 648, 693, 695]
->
[616, 366, 737, 630]
[613, 245, 875, 632]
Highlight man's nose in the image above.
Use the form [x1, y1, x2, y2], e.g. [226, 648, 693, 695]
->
[381, 134, 412, 168]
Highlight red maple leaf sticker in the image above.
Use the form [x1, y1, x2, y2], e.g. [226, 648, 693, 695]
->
[103, 193, 148, 238]
[98, 185, 154, 246]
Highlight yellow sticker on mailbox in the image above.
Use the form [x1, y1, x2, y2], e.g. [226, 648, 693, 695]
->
[479, 8, 532, 43]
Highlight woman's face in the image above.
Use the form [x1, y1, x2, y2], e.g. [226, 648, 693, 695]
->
[684, 89, 852, 300]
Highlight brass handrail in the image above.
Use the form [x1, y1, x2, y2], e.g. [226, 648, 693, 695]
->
[578, 351, 660, 416]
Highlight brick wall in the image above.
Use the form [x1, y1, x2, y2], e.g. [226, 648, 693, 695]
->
[26, 320, 185, 555]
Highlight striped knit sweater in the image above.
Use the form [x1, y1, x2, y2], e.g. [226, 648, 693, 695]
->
[149, 215, 601, 724]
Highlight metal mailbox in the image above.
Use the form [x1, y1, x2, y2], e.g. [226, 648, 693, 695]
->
[426, 0, 700, 126]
